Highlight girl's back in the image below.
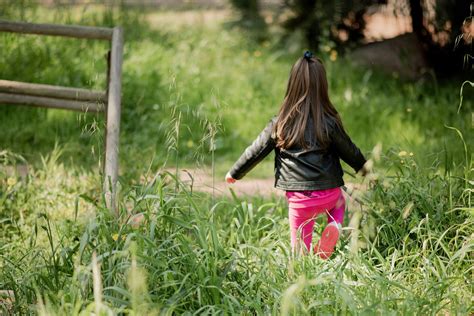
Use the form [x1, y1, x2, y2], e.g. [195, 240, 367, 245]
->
[227, 52, 366, 190]
[226, 51, 368, 257]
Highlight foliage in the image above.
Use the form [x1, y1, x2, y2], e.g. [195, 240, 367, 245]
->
[228, 0, 473, 76]
[0, 4, 472, 315]
[228, 0, 264, 24]
[0, 146, 472, 314]
[227, 0, 267, 41]
[279, 0, 382, 50]
[0, 5, 471, 177]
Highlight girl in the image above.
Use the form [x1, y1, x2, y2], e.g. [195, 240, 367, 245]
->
[225, 51, 367, 259]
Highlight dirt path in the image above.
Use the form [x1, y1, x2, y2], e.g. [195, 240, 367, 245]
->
[167, 168, 369, 208]
[2, 164, 363, 200]
[170, 168, 283, 198]
[170, 168, 366, 200]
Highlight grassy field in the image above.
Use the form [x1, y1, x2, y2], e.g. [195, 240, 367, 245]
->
[0, 3, 473, 315]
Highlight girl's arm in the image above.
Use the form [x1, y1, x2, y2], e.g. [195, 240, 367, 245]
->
[227, 118, 276, 181]
[331, 123, 367, 174]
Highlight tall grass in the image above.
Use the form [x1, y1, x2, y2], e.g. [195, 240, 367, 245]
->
[0, 3, 472, 315]
[0, 146, 472, 314]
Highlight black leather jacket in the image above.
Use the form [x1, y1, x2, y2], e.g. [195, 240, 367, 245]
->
[228, 116, 366, 191]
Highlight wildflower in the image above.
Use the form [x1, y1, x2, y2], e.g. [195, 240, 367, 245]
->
[112, 234, 126, 241]
[254, 50, 262, 57]
[398, 151, 408, 157]
[330, 50, 337, 61]
[406, 108, 412, 112]
[409, 152, 414, 156]
[7, 177, 17, 187]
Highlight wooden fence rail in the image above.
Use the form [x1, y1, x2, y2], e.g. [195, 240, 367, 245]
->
[0, 80, 106, 102]
[0, 93, 105, 112]
[0, 20, 113, 40]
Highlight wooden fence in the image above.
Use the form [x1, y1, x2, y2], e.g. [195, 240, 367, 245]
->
[0, 20, 123, 214]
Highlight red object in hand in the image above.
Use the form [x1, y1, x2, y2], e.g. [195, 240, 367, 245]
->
[225, 172, 236, 184]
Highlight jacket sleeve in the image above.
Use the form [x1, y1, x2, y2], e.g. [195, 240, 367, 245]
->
[330, 122, 367, 173]
[229, 118, 276, 180]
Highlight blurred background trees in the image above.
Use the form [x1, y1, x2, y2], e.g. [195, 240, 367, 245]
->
[230, 0, 473, 77]
[279, 0, 385, 50]
[229, 0, 266, 28]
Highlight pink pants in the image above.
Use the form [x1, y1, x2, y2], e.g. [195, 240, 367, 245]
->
[286, 187, 345, 252]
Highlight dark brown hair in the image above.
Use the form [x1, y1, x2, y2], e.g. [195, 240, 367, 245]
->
[274, 56, 343, 149]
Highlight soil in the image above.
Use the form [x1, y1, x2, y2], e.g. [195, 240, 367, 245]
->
[169, 168, 283, 198]
[168, 168, 367, 202]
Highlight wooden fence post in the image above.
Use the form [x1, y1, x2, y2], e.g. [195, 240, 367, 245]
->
[0, 21, 124, 216]
[104, 27, 123, 214]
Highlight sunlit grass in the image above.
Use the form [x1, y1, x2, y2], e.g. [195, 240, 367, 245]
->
[1, 5, 471, 178]
[0, 4, 472, 315]
[1, 147, 472, 314]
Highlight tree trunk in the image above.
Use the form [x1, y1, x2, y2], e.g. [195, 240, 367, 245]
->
[409, 0, 424, 36]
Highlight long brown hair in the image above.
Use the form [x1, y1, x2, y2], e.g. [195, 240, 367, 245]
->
[274, 55, 343, 149]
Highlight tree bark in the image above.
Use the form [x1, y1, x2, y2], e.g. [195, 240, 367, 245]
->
[409, 0, 424, 36]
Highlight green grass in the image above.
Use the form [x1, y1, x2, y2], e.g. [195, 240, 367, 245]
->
[1, 3, 471, 177]
[0, 3, 473, 315]
[1, 148, 472, 314]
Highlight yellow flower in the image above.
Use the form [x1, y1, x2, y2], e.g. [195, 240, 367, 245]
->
[398, 151, 408, 157]
[112, 233, 126, 241]
[409, 152, 414, 156]
[7, 177, 17, 187]
[186, 140, 194, 148]
[330, 50, 337, 61]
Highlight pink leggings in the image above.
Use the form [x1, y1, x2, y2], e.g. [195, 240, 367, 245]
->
[286, 187, 345, 252]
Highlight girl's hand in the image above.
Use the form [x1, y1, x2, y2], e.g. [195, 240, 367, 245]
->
[225, 172, 236, 184]
[359, 160, 372, 177]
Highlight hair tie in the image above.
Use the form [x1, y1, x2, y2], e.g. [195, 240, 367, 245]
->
[303, 50, 313, 60]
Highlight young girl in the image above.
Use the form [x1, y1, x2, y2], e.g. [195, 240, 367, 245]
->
[225, 51, 367, 259]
